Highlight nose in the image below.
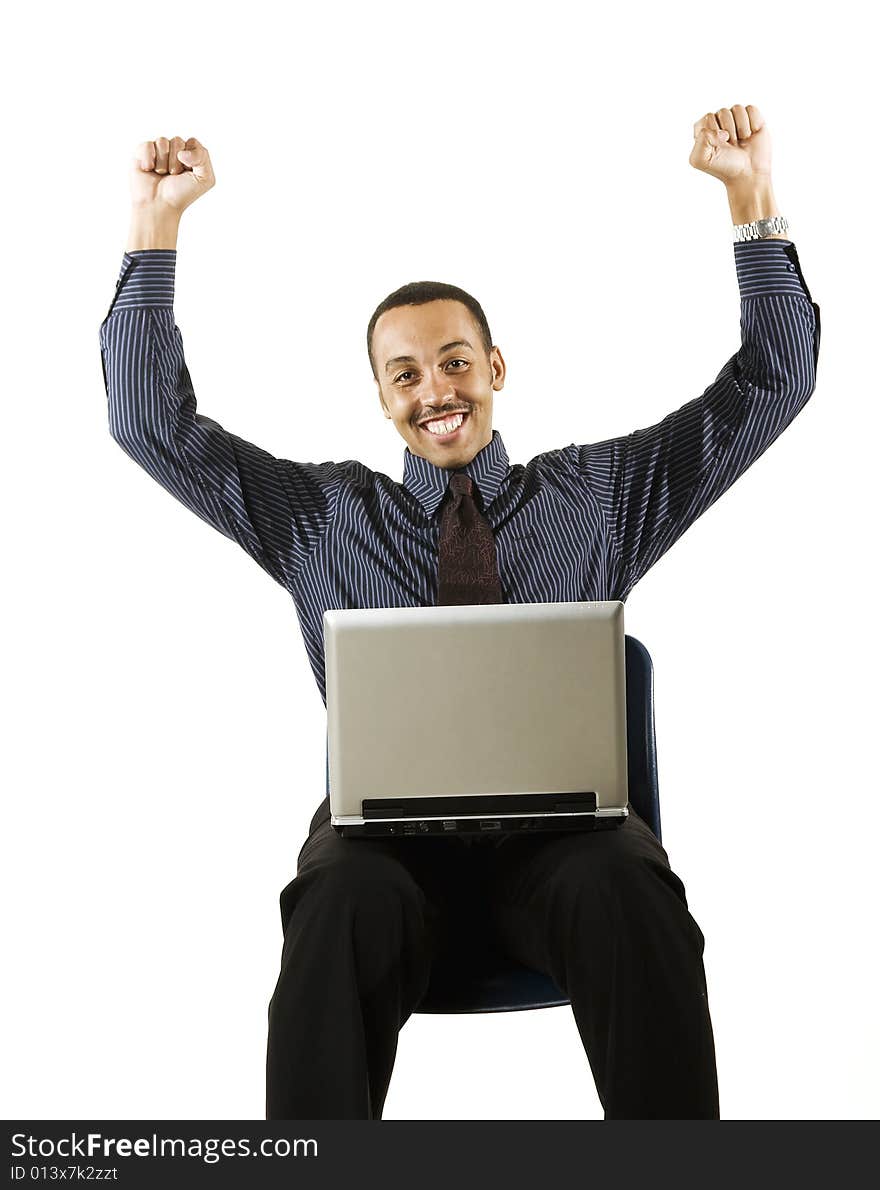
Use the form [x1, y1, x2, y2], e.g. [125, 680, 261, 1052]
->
[421, 362, 458, 397]
[420, 373, 459, 408]
[423, 379, 457, 404]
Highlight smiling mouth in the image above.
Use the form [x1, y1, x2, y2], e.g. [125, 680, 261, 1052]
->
[419, 411, 470, 440]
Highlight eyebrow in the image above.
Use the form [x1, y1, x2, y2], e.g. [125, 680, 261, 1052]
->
[384, 340, 475, 375]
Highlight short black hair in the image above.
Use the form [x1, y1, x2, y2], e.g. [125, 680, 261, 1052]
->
[367, 281, 494, 383]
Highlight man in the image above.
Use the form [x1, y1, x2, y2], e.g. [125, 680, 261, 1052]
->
[99, 104, 820, 1121]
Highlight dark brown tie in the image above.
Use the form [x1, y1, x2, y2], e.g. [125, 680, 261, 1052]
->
[437, 471, 503, 605]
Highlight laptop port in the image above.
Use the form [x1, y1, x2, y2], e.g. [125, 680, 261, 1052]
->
[441, 821, 457, 831]
[479, 820, 502, 831]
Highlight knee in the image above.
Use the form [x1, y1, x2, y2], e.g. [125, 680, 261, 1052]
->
[554, 841, 692, 932]
[276, 852, 434, 998]
[280, 850, 427, 940]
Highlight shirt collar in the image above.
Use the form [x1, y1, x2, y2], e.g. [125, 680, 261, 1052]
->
[402, 429, 510, 518]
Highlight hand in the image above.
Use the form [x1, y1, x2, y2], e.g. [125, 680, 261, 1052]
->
[129, 136, 216, 218]
[689, 105, 772, 187]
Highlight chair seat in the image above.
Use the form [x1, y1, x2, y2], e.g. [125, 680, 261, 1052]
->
[416, 945, 570, 1014]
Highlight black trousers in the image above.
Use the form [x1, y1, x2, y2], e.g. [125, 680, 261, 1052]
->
[266, 796, 720, 1120]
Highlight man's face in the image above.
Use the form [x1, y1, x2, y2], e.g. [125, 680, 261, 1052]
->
[373, 299, 505, 468]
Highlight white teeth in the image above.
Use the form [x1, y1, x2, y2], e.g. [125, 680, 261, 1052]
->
[424, 413, 464, 435]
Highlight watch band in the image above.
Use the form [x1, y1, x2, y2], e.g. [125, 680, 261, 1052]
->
[733, 214, 790, 243]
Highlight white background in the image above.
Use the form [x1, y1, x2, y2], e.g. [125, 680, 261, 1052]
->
[3, 0, 877, 1121]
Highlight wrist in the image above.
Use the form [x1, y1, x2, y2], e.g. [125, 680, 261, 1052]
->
[126, 206, 181, 251]
[726, 175, 780, 222]
[726, 177, 789, 241]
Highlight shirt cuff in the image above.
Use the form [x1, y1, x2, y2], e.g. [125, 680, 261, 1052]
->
[111, 249, 177, 309]
[734, 238, 809, 300]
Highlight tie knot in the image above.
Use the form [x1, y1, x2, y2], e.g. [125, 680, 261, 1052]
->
[450, 472, 473, 497]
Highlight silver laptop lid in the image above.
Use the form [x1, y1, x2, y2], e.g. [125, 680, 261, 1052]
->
[323, 600, 628, 818]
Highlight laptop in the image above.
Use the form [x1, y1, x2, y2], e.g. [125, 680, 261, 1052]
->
[323, 600, 629, 839]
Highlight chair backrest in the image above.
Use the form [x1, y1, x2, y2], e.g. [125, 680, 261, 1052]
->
[622, 635, 662, 844]
[413, 633, 662, 1014]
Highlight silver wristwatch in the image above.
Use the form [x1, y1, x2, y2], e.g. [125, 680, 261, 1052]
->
[733, 214, 790, 243]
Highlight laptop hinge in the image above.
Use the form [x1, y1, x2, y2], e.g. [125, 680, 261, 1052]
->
[362, 791, 598, 819]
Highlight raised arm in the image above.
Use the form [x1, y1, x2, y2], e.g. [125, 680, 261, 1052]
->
[570, 105, 821, 599]
[99, 137, 341, 592]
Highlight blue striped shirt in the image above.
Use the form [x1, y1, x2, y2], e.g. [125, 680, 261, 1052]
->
[99, 240, 820, 711]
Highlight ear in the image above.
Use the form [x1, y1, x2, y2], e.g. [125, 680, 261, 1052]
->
[490, 346, 506, 390]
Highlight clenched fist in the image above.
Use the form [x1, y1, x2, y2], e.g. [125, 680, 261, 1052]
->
[130, 136, 216, 217]
[689, 105, 772, 186]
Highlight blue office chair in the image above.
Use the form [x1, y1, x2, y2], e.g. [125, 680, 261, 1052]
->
[413, 634, 662, 1015]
